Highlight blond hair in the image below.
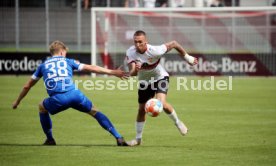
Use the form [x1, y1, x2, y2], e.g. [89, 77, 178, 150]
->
[49, 40, 68, 55]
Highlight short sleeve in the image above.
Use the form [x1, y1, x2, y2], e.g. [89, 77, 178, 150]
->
[126, 49, 136, 64]
[31, 64, 42, 80]
[149, 44, 167, 56]
[67, 59, 84, 71]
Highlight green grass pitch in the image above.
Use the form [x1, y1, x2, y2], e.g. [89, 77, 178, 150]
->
[0, 76, 276, 166]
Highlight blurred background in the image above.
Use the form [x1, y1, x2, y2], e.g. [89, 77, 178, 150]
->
[0, 0, 276, 76]
[1, 2, 276, 165]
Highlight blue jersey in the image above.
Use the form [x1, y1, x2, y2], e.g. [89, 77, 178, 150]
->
[32, 56, 84, 96]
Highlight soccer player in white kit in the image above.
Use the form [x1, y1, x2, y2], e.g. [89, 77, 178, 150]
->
[126, 30, 198, 146]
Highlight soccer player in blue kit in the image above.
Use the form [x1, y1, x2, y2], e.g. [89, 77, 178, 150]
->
[12, 40, 129, 146]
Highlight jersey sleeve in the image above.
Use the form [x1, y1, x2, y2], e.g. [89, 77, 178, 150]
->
[67, 59, 84, 71]
[31, 64, 42, 80]
[150, 44, 167, 57]
[126, 49, 136, 64]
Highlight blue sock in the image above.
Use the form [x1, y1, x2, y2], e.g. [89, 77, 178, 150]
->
[94, 112, 122, 139]
[39, 112, 53, 140]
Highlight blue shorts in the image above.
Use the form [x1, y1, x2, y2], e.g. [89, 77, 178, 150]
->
[43, 90, 93, 115]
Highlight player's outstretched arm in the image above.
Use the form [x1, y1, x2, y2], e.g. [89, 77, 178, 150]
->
[12, 78, 39, 109]
[165, 40, 198, 66]
[81, 64, 129, 79]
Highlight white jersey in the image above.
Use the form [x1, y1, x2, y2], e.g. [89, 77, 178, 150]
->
[126, 44, 169, 83]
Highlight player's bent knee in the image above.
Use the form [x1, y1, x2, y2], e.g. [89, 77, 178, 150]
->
[38, 103, 48, 113]
[88, 110, 97, 117]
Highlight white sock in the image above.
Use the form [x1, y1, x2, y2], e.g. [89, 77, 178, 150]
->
[168, 110, 180, 124]
[136, 121, 145, 139]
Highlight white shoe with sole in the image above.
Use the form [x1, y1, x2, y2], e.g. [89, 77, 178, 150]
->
[175, 121, 188, 135]
[127, 138, 142, 146]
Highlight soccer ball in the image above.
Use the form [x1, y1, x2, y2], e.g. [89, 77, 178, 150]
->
[145, 98, 163, 117]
